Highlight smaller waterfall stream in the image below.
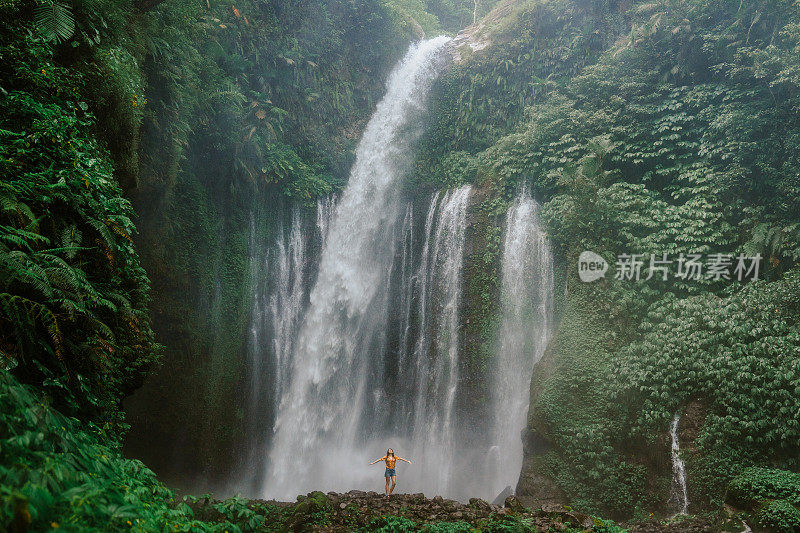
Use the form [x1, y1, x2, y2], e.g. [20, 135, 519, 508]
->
[488, 189, 554, 497]
[242, 198, 335, 491]
[669, 413, 689, 515]
[404, 185, 472, 497]
[267, 210, 306, 403]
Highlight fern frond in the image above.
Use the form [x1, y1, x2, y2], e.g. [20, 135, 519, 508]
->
[87, 218, 115, 248]
[60, 225, 82, 259]
[0, 186, 36, 225]
[34, 0, 75, 43]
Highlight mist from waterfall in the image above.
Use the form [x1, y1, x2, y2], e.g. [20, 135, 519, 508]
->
[487, 189, 554, 498]
[262, 37, 452, 500]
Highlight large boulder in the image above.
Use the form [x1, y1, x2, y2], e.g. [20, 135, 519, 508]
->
[504, 495, 526, 513]
[469, 497, 492, 514]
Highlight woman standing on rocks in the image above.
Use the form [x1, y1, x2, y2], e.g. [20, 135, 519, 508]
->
[370, 448, 412, 499]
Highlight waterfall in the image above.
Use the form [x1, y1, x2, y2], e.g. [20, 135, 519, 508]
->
[488, 189, 553, 497]
[263, 37, 451, 500]
[246, 38, 554, 503]
[669, 413, 689, 515]
[267, 210, 306, 403]
[242, 197, 335, 491]
[403, 185, 472, 497]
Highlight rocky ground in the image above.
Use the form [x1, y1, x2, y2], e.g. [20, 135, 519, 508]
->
[188, 490, 729, 532]
[296, 490, 593, 529]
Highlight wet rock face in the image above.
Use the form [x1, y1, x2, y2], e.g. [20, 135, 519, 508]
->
[516, 458, 567, 509]
[492, 485, 514, 505]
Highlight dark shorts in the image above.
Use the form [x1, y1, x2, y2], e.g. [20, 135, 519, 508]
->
[385, 468, 396, 478]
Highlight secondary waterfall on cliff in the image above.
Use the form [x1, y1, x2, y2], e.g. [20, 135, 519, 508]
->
[263, 37, 451, 499]
[488, 189, 553, 497]
[401, 185, 472, 497]
[669, 413, 689, 515]
[242, 197, 337, 491]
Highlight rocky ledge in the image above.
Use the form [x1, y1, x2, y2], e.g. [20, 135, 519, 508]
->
[293, 490, 596, 530]
[188, 490, 653, 532]
[186, 490, 731, 532]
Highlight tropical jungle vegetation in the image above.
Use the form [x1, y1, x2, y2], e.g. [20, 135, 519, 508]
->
[2, 0, 799, 530]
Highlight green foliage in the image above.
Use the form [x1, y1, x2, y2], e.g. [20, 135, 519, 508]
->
[365, 515, 420, 532]
[754, 499, 800, 533]
[33, 0, 75, 43]
[293, 491, 333, 526]
[421, 520, 474, 532]
[727, 467, 800, 507]
[208, 495, 270, 530]
[412, 0, 629, 189]
[261, 143, 335, 202]
[613, 272, 800, 503]
[385, 0, 442, 35]
[0, 24, 159, 424]
[533, 287, 647, 517]
[587, 516, 628, 533]
[409, 0, 800, 517]
[0, 370, 278, 532]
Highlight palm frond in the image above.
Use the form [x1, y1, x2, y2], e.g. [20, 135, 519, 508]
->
[33, 0, 75, 43]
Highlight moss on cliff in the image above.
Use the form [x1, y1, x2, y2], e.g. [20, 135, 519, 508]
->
[419, 0, 800, 519]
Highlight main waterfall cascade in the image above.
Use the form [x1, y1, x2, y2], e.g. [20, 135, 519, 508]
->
[264, 37, 453, 499]
[241, 38, 557, 501]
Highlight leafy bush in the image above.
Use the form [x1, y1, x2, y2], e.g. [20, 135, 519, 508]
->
[754, 499, 800, 533]
[0, 370, 274, 532]
[421, 520, 474, 532]
[364, 515, 420, 532]
[0, 22, 159, 425]
[728, 467, 800, 508]
[589, 516, 628, 533]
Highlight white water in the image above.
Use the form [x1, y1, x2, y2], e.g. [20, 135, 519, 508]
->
[248, 38, 557, 502]
[263, 37, 452, 499]
[487, 189, 554, 498]
[403, 185, 472, 497]
[669, 413, 689, 515]
[267, 211, 306, 403]
[242, 198, 336, 490]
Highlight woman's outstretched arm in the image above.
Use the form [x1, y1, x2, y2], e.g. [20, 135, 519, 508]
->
[397, 456, 412, 464]
[369, 456, 386, 465]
